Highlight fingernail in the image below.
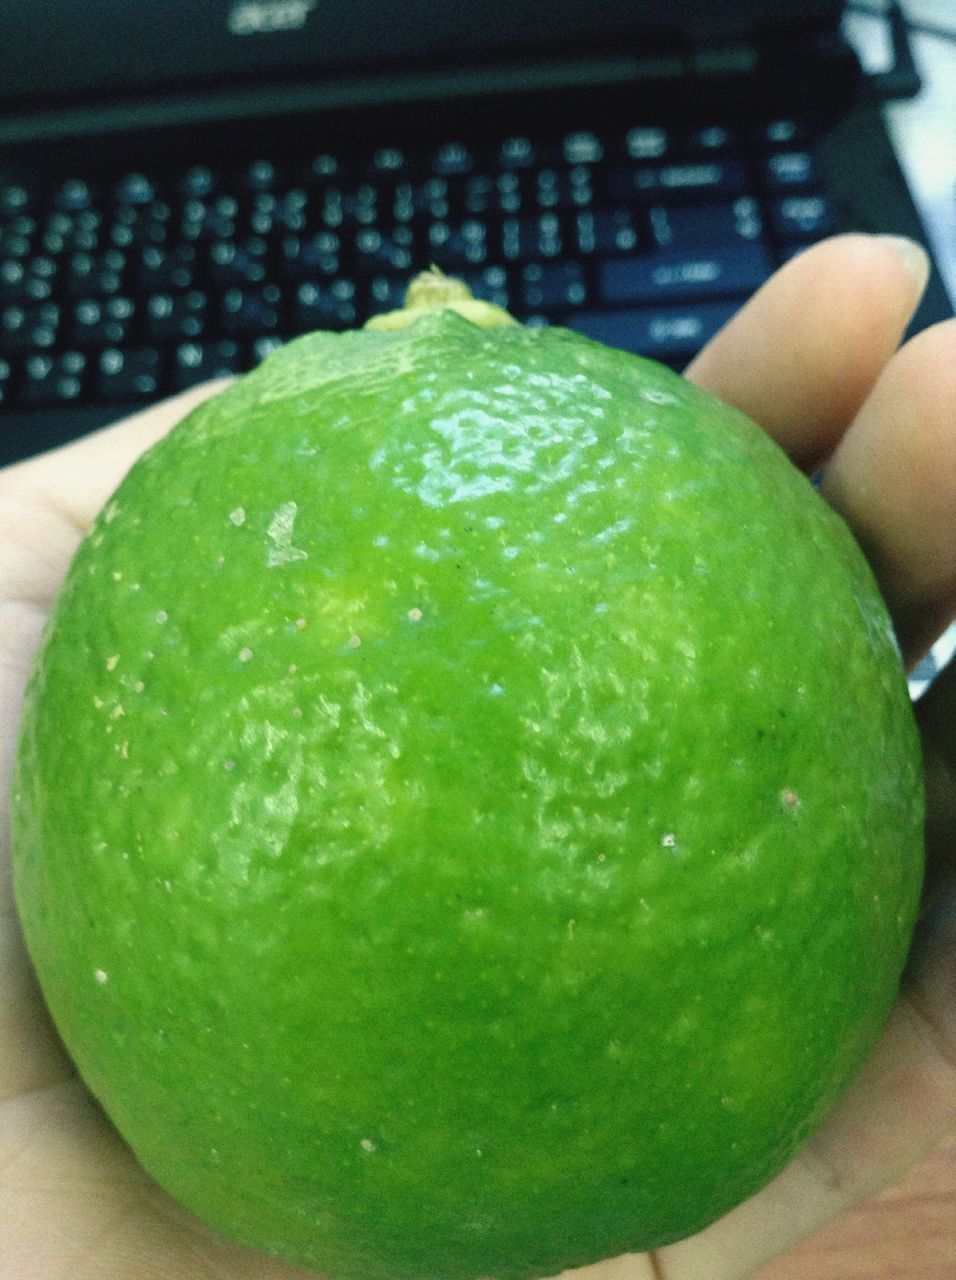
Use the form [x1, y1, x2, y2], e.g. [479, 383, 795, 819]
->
[878, 234, 931, 297]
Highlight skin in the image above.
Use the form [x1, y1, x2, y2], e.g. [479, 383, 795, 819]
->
[0, 232, 954, 1280]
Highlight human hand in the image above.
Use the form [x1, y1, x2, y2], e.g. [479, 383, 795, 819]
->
[1, 233, 954, 1279]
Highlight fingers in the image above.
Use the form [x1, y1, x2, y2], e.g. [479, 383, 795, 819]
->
[0, 379, 231, 536]
[655, 900, 956, 1280]
[685, 234, 930, 468]
[820, 318, 956, 664]
[916, 658, 956, 903]
[687, 233, 954, 667]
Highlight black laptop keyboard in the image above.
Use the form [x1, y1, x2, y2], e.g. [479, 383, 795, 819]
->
[0, 116, 834, 422]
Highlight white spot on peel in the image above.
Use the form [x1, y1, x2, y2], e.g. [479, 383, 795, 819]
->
[641, 387, 677, 406]
[360, 1138, 377, 1153]
[94, 969, 108, 984]
[661, 832, 677, 848]
[239, 647, 254, 663]
[229, 507, 246, 526]
[780, 788, 800, 811]
[155, 610, 168, 624]
[267, 501, 308, 567]
[106, 655, 120, 672]
[348, 634, 362, 648]
[407, 607, 423, 622]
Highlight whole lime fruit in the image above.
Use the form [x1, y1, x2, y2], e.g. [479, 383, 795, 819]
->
[12, 276, 923, 1280]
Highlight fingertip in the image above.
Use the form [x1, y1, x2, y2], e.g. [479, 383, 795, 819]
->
[686, 233, 933, 466]
[821, 316, 956, 663]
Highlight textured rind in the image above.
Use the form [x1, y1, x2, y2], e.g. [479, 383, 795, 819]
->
[13, 314, 924, 1280]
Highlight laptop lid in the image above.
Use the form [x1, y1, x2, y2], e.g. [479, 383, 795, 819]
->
[2, 0, 844, 140]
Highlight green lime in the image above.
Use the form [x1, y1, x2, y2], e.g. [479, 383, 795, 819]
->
[12, 281, 923, 1280]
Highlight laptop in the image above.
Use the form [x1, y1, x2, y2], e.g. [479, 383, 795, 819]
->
[0, 0, 951, 473]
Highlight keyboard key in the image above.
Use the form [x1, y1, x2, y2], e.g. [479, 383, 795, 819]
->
[761, 118, 811, 147]
[598, 243, 771, 305]
[96, 346, 163, 401]
[624, 127, 670, 160]
[462, 265, 511, 309]
[208, 238, 268, 287]
[220, 283, 282, 337]
[569, 300, 739, 358]
[1, 232, 31, 261]
[19, 351, 87, 407]
[70, 296, 135, 347]
[0, 356, 13, 406]
[1, 302, 60, 352]
[353, 226, 414, 274]
[173, 340, 243, 391]
[252, 334, 286, 364]
[114, 173, 158, 206]
[427, 219, 490, 268]
[241, 159, 279, 192]
[771, 193, 836, 240]
[500, 213, 563, 262]
[533, 167, 594, 211]
[64, 249, 126, 298]
[135, 243, 196, 292]
[1, 185, 31, 217]
[280, 231, 342, 279]
[294, 280, 357, 330]
[144, 290, 208, 342]
[682, 124, 739, 154]
[648, 198, 762, 249]
[521, 260, 587, 310]
[301, 153, 341, 185]
[563, 131, 604, 165]
[454, 173, 522, 219]
[367, 147, 405, 178]
[178, 166, 217, 199]
[0, 259, 26, 303]
[53, 179, 95, 212]
[366, 275, 407, 314]
[625, 159, 749, 201]
[497, 136, 540, 170]
[761, 151, 818, 190]
[573, 208, 639, 255]
[431, 141, 476, 177]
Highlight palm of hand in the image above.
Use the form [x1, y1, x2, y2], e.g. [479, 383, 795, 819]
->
[1, 236, 954, 1280]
